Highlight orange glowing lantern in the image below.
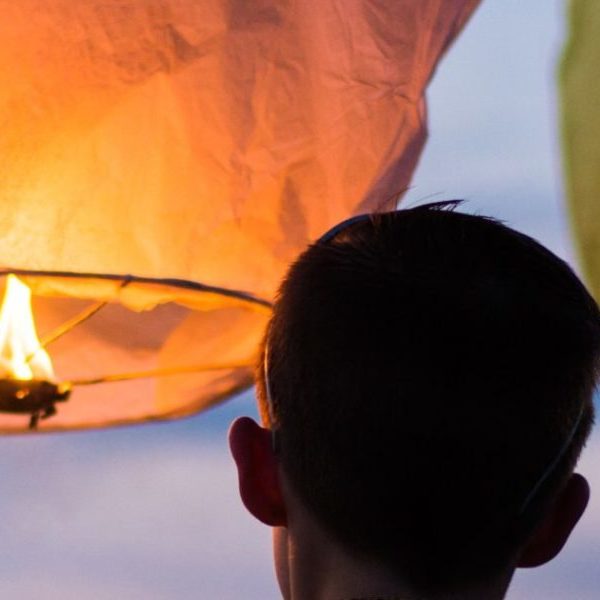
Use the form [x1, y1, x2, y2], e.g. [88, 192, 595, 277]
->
[0, 0, 479, 432]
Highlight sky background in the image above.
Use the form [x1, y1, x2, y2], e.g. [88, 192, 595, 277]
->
[0, 1, 598, 598]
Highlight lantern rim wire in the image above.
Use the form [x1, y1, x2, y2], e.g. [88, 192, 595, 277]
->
[0, 268, 272, 308]
[0, 270, 269, 429]
[67, 361, 254, 387]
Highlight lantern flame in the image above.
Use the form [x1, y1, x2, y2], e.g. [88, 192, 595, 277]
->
[0, 275, 54, 381]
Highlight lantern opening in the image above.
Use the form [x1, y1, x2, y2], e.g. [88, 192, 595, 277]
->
[0, 270, 270, 433]
[0, 274, 71, 428]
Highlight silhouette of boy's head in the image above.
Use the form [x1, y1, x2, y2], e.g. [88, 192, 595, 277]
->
[255, 202, 599, 593]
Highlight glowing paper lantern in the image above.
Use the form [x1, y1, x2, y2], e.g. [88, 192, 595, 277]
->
[0, 0, 479, 432]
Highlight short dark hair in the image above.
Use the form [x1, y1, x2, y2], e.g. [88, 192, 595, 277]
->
[257, 202, 599, 592]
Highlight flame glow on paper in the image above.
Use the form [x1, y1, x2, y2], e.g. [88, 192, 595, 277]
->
[0, 275, 54, 381]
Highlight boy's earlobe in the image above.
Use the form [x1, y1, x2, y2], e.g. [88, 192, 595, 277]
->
[229, 416, 287, 527]
[517, 473, 590, 568]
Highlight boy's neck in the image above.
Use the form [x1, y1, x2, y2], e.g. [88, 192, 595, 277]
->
[275, 512, 514, 600]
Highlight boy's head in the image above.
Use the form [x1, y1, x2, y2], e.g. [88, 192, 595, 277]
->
[232, 202, 599, 595]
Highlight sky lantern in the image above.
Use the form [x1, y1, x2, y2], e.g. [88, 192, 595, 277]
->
[0, 0, 479, 432]
[561, 0, 600, 299]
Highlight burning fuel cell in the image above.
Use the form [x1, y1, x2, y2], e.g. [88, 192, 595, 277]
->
[0, 275, 71, 428]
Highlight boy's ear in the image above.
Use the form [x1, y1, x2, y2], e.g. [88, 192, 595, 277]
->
[517, 473, 590, 568]
[229, 416, 287, 527]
